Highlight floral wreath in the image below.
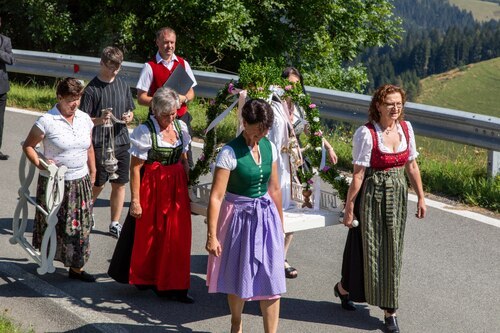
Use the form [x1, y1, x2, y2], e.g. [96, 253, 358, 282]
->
[189, 63, 349, 202]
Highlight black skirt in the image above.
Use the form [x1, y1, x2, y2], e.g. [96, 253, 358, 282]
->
[107, 212, 136, 283]
[340, 192, 366, 303]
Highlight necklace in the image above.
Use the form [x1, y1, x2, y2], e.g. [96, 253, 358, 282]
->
[383, 123, 397, 135]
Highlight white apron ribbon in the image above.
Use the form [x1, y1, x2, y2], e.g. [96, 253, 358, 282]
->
[204, 98, 239, 134]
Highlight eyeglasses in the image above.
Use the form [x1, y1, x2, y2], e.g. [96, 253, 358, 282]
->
[382, 102, 403, 110]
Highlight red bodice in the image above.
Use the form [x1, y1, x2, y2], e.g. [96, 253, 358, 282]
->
[366, 121, 410, 170]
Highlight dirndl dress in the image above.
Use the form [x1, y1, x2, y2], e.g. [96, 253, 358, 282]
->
[341, 121, 412, 309]
[206, 134, 286, 300]
[108, 118, 191, 291]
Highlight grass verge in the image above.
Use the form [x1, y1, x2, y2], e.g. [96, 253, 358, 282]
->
[0, 311, 33, 333]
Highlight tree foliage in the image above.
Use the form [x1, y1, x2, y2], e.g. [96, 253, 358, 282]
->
[0, 0, 402, 93]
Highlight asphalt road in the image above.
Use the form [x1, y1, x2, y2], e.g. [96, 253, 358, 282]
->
[0, 108, 499, 333]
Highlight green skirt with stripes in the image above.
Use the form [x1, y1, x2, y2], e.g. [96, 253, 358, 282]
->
[359, 167, 408, 309]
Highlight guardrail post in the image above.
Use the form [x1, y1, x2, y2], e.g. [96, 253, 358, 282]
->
[487, 150, 500, 178]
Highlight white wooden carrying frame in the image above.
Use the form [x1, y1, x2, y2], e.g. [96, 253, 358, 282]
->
[10, 147, 67, 275]
[190, 182, 343, 233]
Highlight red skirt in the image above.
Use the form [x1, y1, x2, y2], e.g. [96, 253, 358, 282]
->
[129, 161, 192, 291]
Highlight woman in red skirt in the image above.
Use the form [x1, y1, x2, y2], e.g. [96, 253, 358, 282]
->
[108, 87, 193, 303]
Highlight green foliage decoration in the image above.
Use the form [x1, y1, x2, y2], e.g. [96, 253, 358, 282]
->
[297, 168, 315, 191]
[188, 60, 349, 201]
[188, 82, 234, 186]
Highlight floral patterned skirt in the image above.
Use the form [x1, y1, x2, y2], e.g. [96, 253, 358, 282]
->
[32, 174, 93, 268]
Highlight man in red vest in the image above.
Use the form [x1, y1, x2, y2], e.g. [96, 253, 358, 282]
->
[136, 27, 197, 168]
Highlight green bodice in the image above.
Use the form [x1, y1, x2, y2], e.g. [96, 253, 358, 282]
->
[226, 134, 273, 198]
[144, 118, 183, 165]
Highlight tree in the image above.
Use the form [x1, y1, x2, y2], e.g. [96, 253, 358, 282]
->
[0, 0, 403, 93]
[0, 0, 75, 52]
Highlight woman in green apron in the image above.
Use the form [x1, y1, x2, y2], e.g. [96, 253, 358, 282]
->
[335, 84, 426, 333]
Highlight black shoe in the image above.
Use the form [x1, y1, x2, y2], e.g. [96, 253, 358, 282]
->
[0, 152, 9, 160]
[384, 315, 400, 333]
[285, 259, 298, 279]
[68, 269, 96, 282]
[172, 294, 195, 304]
[135, 284, 154, 291]
[334, 282, 356, 311]
[154, 289, 195, 304]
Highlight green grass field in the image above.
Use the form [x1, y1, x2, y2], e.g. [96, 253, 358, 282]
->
[416, 57, 500, 117]
[414, 57, 500, 174]
[412, 57, 499, 211]
[448, 0, 500, 22]
[414, 57, 499, 164]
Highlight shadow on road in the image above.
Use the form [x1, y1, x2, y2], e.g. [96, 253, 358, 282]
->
[1, 216, 33, 236]
[60, 323, 207, 333]
[0, 255, 383, 332]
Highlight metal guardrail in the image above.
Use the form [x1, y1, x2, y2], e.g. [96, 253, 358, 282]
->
[9, 49, 237, 98]
[7, 49, 500, 176]
[309, 87, 500, 177]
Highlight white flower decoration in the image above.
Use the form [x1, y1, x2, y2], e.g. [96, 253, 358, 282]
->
[313, 117, 320, 122]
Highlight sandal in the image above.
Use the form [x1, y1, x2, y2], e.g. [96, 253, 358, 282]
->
[284, 259, 298, 279]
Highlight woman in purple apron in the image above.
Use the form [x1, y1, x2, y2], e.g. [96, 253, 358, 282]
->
[206, 99, 286, 333]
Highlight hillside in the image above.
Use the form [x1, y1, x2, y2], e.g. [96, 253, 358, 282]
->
[448, 0, 500, 22]
[415, 57, 500, 117]
[362, 0, 499, 97]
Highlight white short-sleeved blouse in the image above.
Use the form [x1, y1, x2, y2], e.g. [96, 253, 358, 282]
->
[129, 116, 191, 161]
[216, 141, 278, 171]
[352, 121, 418, 167]
[35, 106, 94, 180]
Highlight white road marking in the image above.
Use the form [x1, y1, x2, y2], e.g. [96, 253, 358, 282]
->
[408, 193, 500, 228]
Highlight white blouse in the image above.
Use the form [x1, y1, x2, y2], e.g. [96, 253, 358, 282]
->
[352, 121, 419, 167]
[129, 116, 191, 160]
[267, 100, 289, 152]
[291, 104, 307, 135]
[36, 105, 94, 180]
[216, 141, 278, 171]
